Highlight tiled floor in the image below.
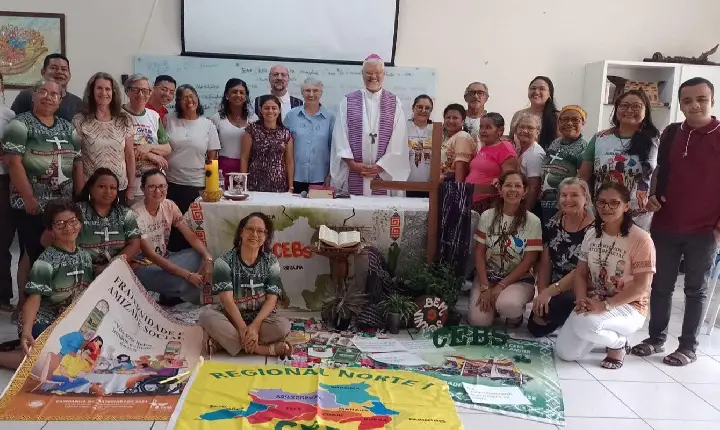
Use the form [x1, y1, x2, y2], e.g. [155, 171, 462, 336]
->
[1, 240, 720, 428]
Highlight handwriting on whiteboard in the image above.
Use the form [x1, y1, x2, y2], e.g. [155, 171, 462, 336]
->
[135, 55, 436, 117]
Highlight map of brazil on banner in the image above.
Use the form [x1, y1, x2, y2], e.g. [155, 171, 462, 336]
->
[167, 362, 462, 429]
[0, 259, 204, 421]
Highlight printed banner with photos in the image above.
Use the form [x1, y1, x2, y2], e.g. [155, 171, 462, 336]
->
[277, 319, 565, 425]
[0, 259, 204, 421]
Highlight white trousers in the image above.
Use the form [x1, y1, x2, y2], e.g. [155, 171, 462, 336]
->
[555, 304, 645, 361]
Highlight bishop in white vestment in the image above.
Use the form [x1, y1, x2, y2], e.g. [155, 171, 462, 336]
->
[330, 54, 409, 196]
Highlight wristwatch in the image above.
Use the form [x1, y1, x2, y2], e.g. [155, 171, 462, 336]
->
[204, 256, 213, 262]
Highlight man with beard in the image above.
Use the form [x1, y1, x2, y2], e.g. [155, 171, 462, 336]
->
[10, 54, 83, 121]
[146, 75, 176, 125]
[254, 65, 302, 120]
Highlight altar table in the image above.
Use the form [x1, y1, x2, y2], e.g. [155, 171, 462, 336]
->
[184, 192, 429, 310]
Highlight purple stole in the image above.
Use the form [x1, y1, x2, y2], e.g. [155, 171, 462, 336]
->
[346, 90, 397, 195]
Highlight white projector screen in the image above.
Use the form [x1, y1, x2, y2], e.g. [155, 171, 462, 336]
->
[182, 0, 400, 64]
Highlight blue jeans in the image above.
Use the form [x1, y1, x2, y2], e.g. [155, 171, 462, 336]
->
[134, 249, 203, 304]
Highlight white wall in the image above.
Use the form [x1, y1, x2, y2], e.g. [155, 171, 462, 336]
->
[3, 0, 720, 123]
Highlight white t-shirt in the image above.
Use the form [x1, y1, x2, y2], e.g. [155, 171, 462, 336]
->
[407, 120, 433, 182]
[132, 199, 184, 263]
[0, 106, 16, 175]
[465, 116, 482, 143]
[210, 112, 258, 159]
[519, 142, 546, 178]
[165, 114, 221, 187]
[124, 107, 169, 197]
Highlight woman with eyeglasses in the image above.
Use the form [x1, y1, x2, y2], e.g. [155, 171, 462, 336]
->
[200, 212, 292, 357]
[122, 74, 171, 202]
[73, 72, 135, 205]
[539, 105, 588, 221]
[75, 168, 141, 276]
[132, 169, 213, 304]
[579, 90, 659, 230]
[2, 79, 83, 318]
[0, 199, 93, 370]
[555, 182, 655, 370]
[470, 171, 542, 328]
[406, 94, 434, 197]
[440, 104, 476, 182]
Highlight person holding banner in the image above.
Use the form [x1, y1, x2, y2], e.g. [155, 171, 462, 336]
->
[132, 169, 214, 304]
[0, 200, 93, 370]
[200, 212, 291, 357]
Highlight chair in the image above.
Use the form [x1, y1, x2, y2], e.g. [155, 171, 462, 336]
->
[702, 254, 720, 335]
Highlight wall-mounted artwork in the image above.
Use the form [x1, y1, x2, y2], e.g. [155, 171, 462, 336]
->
[0, 11, 65, 89]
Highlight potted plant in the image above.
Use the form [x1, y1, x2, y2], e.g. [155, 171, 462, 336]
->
[378, 294, 418, 334]
[404, 263, 464, 326]
[321, 283, 367, 331]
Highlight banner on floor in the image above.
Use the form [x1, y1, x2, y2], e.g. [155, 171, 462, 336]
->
[0, 259, 204, 421]
[166, 361, 462, 429]
[278, 322, 566, 425]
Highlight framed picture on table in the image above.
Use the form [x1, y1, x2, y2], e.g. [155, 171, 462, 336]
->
[0, 11, 66, 89]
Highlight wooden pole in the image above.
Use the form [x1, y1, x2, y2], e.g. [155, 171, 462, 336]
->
[371, 121, 443, 263]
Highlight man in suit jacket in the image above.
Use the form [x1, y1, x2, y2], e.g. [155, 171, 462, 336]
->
[254, 65, 302, 120]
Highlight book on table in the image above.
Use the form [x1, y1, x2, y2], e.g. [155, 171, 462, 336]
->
[319, 225, 361, 248]
[308, 185, 335, 199]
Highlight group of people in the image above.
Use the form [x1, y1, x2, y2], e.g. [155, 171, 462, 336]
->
[0, 51, 718, 371]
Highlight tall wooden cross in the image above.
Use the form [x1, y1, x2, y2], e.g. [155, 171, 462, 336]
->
[371, 122, 443, 263]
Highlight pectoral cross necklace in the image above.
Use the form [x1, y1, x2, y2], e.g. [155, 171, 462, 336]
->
[364, 93, 379, 146]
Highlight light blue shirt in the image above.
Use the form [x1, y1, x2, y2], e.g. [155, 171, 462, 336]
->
[285, 105, 335, 183]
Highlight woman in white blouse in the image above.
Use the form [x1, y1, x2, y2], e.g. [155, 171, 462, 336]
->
[210, 78, 257, 188]
[164, 84, 220, 250]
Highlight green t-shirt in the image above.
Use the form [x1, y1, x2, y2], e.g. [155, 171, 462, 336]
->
[213, 249, 283, 324]
[1, 112, 81, 210]
[25, 246, 94, 327]
[77, 201, 142, 265]
[540, 135, 588, 210]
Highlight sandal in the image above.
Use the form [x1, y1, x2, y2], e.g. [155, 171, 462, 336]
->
[204, 335, 220, 356]
[601, 342, 630, 370]
[663, 349, 697, 367]
[630, 340, 665, 357]
[0, 339, 20, 352]
[268, 341, 292, 358]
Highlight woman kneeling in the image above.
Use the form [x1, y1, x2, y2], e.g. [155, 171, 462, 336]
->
[0, 200, 93, 370]
[199, 213, 291, 356]
[470, 171, 542, 328]
[555, 182, 655, 369]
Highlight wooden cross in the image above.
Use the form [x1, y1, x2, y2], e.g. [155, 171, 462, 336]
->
[371, 122, 442, 263]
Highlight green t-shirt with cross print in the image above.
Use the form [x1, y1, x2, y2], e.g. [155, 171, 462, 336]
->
[25, 245, 94, 328]
[77, 201, 142, 266]
[213, 249, 284, 324]
[1, 112, 80, 211]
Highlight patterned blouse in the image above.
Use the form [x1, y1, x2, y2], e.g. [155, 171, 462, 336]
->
[24, 246, 94, 328]
[213, 249, 284, 324]
[543, 216, 591, 284]
[76, 201, 142, 265]
[73, 114, 133, 190]
[246, 123, 291, 192]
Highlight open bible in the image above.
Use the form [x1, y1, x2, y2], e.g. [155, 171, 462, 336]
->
[318, 225, 361, 248]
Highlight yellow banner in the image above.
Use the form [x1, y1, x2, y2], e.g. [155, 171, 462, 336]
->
[168, 362, 462, 429]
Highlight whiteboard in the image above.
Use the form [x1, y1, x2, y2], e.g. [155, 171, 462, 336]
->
[134, 56, 436, 118]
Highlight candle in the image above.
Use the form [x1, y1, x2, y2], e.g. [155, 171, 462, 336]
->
[205, 160, 220, 192]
